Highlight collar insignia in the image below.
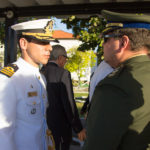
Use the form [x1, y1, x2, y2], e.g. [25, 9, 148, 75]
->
[108, 64, 124, 78]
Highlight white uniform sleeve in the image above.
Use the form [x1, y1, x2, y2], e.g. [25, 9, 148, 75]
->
[0, 75, 17, 150]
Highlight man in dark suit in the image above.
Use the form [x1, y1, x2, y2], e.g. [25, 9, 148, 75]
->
[41, 45, 86, 150]
[83, 10, 150, 150]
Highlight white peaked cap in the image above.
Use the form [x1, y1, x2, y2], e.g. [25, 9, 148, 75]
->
[10, 19, 59, 43]
[11, 19, 53, 31]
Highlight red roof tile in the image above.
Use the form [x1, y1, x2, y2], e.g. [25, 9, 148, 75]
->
[53, 30, 74, 39]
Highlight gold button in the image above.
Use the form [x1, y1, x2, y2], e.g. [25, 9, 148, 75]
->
[38, 76, 40, 79]
[42, 94, 45, 99]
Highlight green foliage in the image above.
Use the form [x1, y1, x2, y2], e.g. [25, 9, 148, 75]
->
[65, 46, 96, 86]
[72, 80, 79, 87]
[61, 15, 106, 63]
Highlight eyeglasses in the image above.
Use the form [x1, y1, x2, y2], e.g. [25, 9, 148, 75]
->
[61, 55, 68, 61]
[102, 34, 122, 43]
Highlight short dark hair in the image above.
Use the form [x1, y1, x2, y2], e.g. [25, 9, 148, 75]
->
[111, 28, 150, 51]
[17, 35, 34, 52]
[17, 34, 33, 43]
[17, 34, 50, 52]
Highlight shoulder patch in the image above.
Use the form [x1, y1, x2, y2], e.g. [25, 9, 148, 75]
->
[0, 64, 18, 78]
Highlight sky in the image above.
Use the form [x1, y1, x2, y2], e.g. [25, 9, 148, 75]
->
[53, 17, 73, 33]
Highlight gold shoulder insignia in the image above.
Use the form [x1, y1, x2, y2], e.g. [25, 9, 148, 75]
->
[44, 20, 54, 36]
[0, 64, 18, 78]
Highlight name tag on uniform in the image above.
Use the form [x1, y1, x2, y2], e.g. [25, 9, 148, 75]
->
[28, 91, 37, 97]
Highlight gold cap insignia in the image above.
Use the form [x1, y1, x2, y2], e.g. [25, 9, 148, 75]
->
[106, 23, 123, 28]
[22, 20, 54, 41]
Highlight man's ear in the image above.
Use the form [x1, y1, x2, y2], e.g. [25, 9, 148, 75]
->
[19, 38, 28, 51]
[120, 35, 129, 50]
[57, 56, 62, 65]
[57, 56, 62, 62]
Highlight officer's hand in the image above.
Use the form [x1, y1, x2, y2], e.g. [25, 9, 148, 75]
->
[77, 128, 86, 141]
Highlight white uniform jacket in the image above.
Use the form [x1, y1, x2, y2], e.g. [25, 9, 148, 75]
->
[0, 57, 48, 150]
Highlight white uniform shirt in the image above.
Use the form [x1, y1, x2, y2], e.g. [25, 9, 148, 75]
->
[0, 57, 48, 150]
[89, 60, 114, 102]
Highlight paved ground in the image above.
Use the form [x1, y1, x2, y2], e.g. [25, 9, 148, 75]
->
[70, 145, 82, 150]
[70, 135, 84, 150]
[70, 118, 86, 150]
[70, 138, 83, 150]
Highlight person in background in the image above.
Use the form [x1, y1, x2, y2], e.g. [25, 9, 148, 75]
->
[41, 44, 86, 150]
[0, 19, 58, 150]
[83, 10, 150, 150]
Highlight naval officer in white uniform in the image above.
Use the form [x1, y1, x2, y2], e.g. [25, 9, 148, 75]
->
[0, 19, 58, 150]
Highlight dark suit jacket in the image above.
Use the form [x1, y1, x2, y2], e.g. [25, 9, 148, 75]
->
[83, 55, 150, 150]
[41, 62, 83, 144]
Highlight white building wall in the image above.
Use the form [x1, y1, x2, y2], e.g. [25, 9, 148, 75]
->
[51, 39, 82, 50]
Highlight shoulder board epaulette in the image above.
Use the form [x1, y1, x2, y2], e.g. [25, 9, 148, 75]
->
[0, 64, 18, 78]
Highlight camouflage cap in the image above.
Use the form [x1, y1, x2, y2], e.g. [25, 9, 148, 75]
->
[101, 10, 150, 34]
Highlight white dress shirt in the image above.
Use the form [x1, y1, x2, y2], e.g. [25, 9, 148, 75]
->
[89, 60, 114, 102]
[0, 57, 48, 150]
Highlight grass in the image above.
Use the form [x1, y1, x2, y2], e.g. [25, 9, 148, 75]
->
[74, 93, 88, 98]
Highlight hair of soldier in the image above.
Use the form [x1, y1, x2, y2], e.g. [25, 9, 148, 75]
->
[49, 44, 66, 61]
[17, 35, 34, 52]
[111, 28, 150, 51]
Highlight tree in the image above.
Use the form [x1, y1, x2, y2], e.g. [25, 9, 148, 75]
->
[65, 46, 96, 87]
[61, 15, 106, 63]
